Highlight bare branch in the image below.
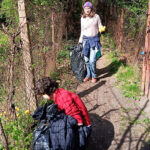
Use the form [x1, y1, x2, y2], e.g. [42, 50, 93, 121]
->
[13, 28, 20, 38]
[1, 23, 9, 35]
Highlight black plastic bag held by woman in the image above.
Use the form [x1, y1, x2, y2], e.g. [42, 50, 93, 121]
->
[70, 43, 85, 82]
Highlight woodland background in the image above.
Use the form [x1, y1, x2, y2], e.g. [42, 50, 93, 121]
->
[0, 0, 149, 149]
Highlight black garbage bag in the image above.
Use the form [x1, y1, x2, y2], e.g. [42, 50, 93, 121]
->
[32, 103, 79, 150]
[70, 44, 85, 82]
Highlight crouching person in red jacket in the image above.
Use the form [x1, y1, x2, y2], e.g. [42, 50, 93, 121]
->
[34, 77, 92, 147]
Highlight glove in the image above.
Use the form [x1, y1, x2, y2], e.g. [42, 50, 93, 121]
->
[99, 26, 106, 33]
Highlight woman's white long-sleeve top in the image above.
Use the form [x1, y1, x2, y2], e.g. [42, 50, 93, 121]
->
[79, 14, 102, 43]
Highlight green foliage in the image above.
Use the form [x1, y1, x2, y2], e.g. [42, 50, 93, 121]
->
[50, 71, 60, 81]
[128, 116, 141, 125]
[32, 0, 66, 10]
[39, 99, 54, 106]
[0, 32, 8, 46]
[0, 0, 18, 26]
[110, 59, 123, 73]
[33, 0, 54, 6]
[57, 43, 70, 64]
[0, 141, 4, 150]
[116, 0, 148, 38]
[106, 51, 123, 73]
[116, 65, 141, 99]
[106, 51, 118, 60]
[0, 85, 6, 102]
[102, 33, 116, 50]
[124, 116, 150, 126]
[124, 10, 146, 38]
[127, 0, 148, 15]
[117, 66, 136, 82]
[122, 82, 140, 99]
[106, 50, 141, 99]
[102, 0, 148, 38]
[57, 49, 70, 63]
[42, 46, 50, 53]
[0, 32, 9, 62]
[114, 0, 148, 12]
[55, 41, 77, 92]
[0, 108, 34, 149]
[142, 117, 150, 125]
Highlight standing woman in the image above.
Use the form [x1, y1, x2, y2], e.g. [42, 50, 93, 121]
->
[79, 1, 103, 83]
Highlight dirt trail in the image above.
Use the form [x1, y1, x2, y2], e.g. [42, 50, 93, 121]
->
[76, 55, 150, 150]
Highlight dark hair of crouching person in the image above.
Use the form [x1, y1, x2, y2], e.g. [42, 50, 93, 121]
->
[34, 77, 58, 96]
[34, 77, 91, 128]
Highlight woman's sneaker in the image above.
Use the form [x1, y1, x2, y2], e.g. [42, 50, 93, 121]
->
[91, 78, 97, 83]
[83, 77, 90, 82]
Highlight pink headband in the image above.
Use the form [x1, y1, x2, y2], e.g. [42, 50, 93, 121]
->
[83, 1, 93, 9]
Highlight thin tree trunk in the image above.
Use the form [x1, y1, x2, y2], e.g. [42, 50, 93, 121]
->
[143, 0, 150, 97]
[0, 118, 9, 150]
[148, 34, 150, 99]
[56, 12, 64, 52]
[45, 9, 56, 76]
[18, 0, 37, 111]
[145, 62, 150, 97]
[52, 10, 56, 65]
[119, 7, 124, 50]
[65, 27, 68, 41]
[110, 3, 113, 21]
[7, 35, 16, 120]
[1, 24, 17, 120]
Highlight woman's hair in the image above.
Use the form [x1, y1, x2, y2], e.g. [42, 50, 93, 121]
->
[81, 9, 95, 18]
[34, 77, 58, 95]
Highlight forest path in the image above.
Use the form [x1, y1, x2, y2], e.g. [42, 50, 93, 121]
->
[76, 55, 150, 150]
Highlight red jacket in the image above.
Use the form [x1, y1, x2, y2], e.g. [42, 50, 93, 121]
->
[54, 88, 91, 126]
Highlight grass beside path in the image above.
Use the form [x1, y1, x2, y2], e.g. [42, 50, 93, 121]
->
[101, 33, 141, 100]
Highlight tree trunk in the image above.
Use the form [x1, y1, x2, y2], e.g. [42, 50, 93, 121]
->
[45, 9, 56, 76]
[143, 0, 150, 97]
[1, 24, 17, 120]
[148, 25, 150, 99]
[51, 10, 56, 72]
[119, 7, 124, 50]
[18, 0, 37, 111]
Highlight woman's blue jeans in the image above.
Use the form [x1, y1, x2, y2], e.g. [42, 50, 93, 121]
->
[83, 40, 97, 78]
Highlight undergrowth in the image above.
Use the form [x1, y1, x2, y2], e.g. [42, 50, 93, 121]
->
[104, 35, 150, 144]
[0, 109, 33, 150]
[51, 40, 78, 93]
[106, 51, 141, 99]
[103, 31, 141, 100]
[0, 40, 78, 149]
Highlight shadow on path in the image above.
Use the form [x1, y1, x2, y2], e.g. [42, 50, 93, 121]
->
[88, 104, 105, 112]
[85, 113, 114, 150]
[77, 81, 106, 98]
[97, 59, 125, 80]
[114, 99, 150, 150]
[100, 109, 119, 118]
